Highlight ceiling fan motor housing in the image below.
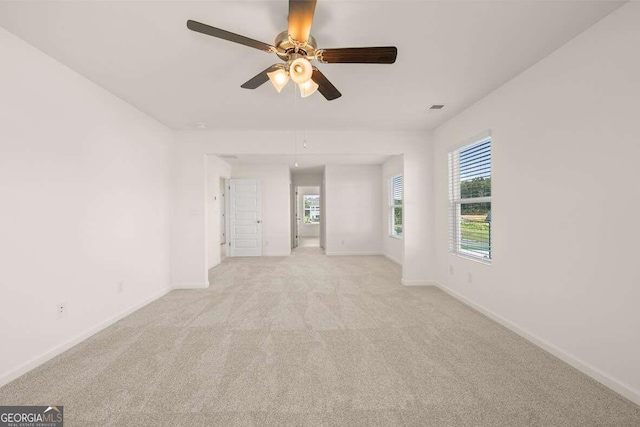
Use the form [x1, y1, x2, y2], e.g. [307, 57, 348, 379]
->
[275, 30, 317, 61]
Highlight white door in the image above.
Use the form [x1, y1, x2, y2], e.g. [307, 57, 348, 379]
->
[228, 179, 262, 257]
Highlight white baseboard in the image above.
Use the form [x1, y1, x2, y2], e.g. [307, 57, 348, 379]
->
[172, 281, 210, 289]
[325, 251, 383, 256]
[432, 281, 640, 407]
[0, 286, 171, 388]
[383, 253, 403, 266]
[401, 279, 434, 286]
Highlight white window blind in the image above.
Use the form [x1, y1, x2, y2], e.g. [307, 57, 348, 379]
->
[448, 136, 492, 261]
[389, 175, 403, 237]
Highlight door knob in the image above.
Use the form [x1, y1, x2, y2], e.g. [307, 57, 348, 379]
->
[257, 220, 261, 223]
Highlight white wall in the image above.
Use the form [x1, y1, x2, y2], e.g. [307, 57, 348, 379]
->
[292, 171, 323, 188]
[231, 164, 291, 256]
[298, 186, 320, 237]
[206, 156, 231, 271]
[171, 131, 431, 286]
[381, 156, 404, 265]
[0, 27, 173, 385]
[171, 148, 209, 288]
[320, 171, 326, 249]
[325, 165, 383, 255]
[290, 169, 295, 249]
[431, 2, 640, 404]
[402, 144, 435, 285]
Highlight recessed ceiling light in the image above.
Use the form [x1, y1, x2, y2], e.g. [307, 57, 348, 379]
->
[430, 104, 445, 110]
[195, 122, 207, 129]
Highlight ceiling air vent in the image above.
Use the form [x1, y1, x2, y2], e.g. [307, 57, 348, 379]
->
[430, 104, 445, 110]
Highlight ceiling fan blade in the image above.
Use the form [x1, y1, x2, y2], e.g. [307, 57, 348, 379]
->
[288, 0, 317, 43]
[318, 47, 398, 64]
[241, 65, 281, 89]
[187, 20, 275, 53]
[311, 67, 341, 101]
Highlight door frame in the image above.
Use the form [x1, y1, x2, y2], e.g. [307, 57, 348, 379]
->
[220, 177, 226, 246]
[295, 185, 321, 247]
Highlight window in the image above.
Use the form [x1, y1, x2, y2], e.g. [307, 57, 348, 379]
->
[303, 195, 320, 224]
[389, 175, 403, 238]
[448, 135, 491, 262]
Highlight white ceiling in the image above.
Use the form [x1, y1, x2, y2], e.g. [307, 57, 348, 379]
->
[0, 1, 623, 131]
[218, 153, 390, 171]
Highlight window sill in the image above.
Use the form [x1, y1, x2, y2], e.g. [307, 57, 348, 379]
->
[389, 234, 403, 240]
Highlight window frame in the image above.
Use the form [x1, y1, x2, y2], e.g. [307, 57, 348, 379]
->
[448, 134, 492, 264]
[389, 174, 403, 239]
[302, 194, 320, 224]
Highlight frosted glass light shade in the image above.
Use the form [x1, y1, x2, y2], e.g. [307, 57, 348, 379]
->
[289, 58, 313, 84]
[298, 79, 319, 98]
[267, 68, 290, 92]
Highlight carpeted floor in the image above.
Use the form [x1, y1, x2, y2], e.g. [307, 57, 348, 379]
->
[298, 237, 320, 247]
[1, 248, 639, 426]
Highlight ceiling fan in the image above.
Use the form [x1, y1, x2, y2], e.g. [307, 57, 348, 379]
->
[186, 0, 397, 101]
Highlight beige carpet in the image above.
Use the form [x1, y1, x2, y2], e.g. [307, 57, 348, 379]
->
[298, 237, 320, 247]
[1, 248, 639, 426]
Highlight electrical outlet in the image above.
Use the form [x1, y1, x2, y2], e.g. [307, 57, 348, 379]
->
[340, 240, 345, 246]
[449, 265, 454, 275]
[467, 272, 473, 284]
[57, 302, 67, 319]
[117, 280, 124, 294]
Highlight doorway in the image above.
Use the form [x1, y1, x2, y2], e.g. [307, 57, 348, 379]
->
[296, 186, 320, 248]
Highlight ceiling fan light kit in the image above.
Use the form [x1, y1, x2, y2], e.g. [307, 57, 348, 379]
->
[267, 66, 290, 93]
[186, 0, 398, 101]
[298, 79, 319, 98]
[289, 57, 313, 84]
